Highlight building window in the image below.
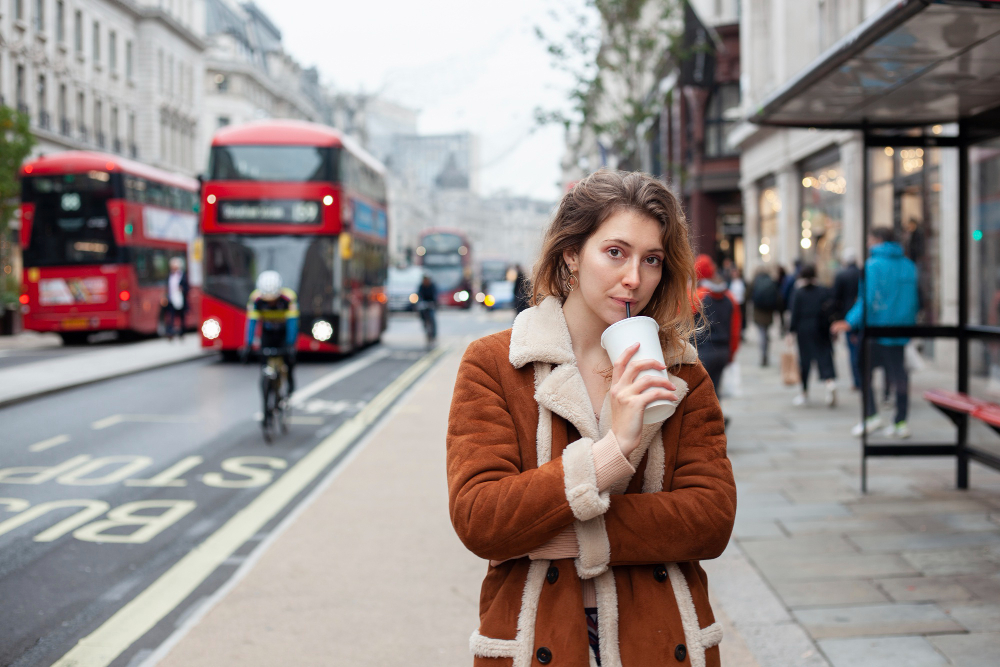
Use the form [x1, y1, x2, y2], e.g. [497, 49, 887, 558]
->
[215, 74, 228, 92]
[109, 31, 117, 72]
[126, 41, 133, 81]
[15, 0, 24, 21]
[92, 21, 100, 63]
[33, 0, 43, 31]
[58, 83, 68, 134]
[217, 116, 230, 128]
[94, 99, 103, 147]
[111, 106, 119, 152]
[74, 10, 82, 53]
[704, 83, 740, 158]
[56, 1, 65, 42]
[76, 91, 86, 137]
[128, 112, 136, 157]
[158, 50, 164, 93]
[37, 75, 48, 128]
[16, 65, 26, 112]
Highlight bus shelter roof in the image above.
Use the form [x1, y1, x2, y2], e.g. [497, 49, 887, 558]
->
[750, 0, 1000, 131]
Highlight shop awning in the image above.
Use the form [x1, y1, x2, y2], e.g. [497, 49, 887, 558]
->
[751, 0, 1000, 129]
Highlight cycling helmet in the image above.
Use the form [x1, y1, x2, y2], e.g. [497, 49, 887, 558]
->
[256, 270, 282, 299]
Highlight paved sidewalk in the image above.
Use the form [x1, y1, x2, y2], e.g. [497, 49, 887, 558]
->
[0, 331, 63, 350]
[719, 332, 1000, 667]
[0, 336, 214, 407]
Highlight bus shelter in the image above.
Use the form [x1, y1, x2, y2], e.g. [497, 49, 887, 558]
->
[751, 0, 1000, 491]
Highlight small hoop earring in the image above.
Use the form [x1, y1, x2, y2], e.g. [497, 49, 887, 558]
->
[565, 272, 578, 292]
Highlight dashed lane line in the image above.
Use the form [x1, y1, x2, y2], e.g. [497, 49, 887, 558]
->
[28, 434, 71, 452]
[50, 345, 446, 667]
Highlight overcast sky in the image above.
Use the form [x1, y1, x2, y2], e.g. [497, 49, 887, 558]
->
[250, 0, 583, 202]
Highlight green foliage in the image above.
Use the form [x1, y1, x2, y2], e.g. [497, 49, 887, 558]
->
[535, 0, 685, 169]
[0, 105, 35, 303]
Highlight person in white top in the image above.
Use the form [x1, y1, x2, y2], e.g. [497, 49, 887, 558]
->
[164, 257, 189, 340]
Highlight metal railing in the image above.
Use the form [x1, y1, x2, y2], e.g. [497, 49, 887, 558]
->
[96, 132, 106, 148]
[60, 117, 71, 136]
[38, 111, 50, 129]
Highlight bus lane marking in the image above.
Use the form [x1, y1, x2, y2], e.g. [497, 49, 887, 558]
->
[92, 415, 200, 430]
[288, 346, 391, 406]
[51, 346, 446, 667]
[29, 434, 71, 452]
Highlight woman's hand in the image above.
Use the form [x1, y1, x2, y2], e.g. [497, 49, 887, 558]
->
[610, 343, 677, 458]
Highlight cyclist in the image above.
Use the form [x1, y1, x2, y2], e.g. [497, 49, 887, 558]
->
[416, 274, 437, 343]
[244, 270, 299, 397]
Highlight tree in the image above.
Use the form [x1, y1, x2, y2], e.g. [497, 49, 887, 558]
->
[536, 0, 686, 171]
[0, 105, 35, 305]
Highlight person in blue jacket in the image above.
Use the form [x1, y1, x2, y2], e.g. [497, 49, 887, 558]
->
[832, 227, 920, 439]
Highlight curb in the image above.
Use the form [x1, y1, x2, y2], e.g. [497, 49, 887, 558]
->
[0, 350, 219, 410]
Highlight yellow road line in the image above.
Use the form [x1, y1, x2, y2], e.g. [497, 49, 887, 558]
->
[29, 434, 71, 452]
[51, 346, 447, 667]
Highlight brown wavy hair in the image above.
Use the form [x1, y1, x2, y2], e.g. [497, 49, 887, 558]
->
[531, 169, 699, 363]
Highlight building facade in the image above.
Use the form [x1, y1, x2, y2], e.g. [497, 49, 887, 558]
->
[0, 0, 205, 174]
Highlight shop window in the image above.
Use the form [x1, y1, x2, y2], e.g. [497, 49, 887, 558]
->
[799, 147, 845, 283]
[757, 177, 779, 262]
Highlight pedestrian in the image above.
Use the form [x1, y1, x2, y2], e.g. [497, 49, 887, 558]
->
[729, 268, 747, 337]
[750, 266, 781, 366]
[694, 254, 742, 396]
[513, 264, 530, 314]
[780, 260, 801, 334]
[832, 226, 920, 438]
[447, 170, 735, 667]
[789, 264, 837, 406]
[164, 256, 189, 340]
[775, 265, 788, 333]
[833, 247, 862, 390]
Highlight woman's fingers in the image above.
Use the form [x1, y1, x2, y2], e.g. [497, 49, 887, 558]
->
[619, 356, 668, 386]
[611, 343, 640, 384]
[630, 373, 677, 395]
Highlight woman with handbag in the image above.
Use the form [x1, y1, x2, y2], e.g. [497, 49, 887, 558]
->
[446, 170, 736, 666]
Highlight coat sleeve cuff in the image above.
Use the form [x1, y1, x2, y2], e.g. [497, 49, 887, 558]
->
[528, 527, 579, 560]
[562, 437, 611, 522]
[592, 431, 635, 492]
[573, 516, 611, 579]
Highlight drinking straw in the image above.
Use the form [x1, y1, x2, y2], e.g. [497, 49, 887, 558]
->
[626, 302, 631, 318]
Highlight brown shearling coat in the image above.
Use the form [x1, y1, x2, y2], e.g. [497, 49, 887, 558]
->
[447, 298, 737, 667]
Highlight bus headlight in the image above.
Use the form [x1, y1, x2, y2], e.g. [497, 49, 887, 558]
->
[408, 293, 419, 304]
[312, 320, 333, 342]
[475, 292, 485, 303]
[201, 318, 222, 340]
[455, 290, 469, 302]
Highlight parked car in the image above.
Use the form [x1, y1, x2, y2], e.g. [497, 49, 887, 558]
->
[387, 266, 424, 312]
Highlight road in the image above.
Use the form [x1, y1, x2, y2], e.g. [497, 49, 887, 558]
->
[0, 308, 510, 667]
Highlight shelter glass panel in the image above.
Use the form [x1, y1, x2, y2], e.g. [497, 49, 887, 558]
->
[799, 148, 844, 284]
[866, 145, 953, 332]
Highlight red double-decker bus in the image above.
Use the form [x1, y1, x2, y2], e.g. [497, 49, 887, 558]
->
[18, 152, 200, 344]
[416, 227, 473, 308]
[199, 120, 388, 357]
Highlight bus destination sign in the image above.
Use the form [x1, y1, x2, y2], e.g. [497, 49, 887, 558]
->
[218, 200, 321, 224]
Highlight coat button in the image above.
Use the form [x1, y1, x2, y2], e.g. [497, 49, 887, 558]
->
[674, 643, 687, 661]
[536, 646, 552, 664]
[654, 564, 668, 582]
[546, 565, 559, 584]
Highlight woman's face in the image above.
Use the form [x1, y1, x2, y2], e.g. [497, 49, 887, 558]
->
[564, 209, 665, 327]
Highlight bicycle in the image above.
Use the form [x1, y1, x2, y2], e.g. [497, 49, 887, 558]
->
[416, 300, 436, 346]
[259, 346, 290, 443]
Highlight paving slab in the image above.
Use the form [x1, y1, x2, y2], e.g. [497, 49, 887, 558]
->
[793, 603, 964, 639]
[942, 603, 1000, 632]
[876, 576, 974, 603]
[928, 633, 1000, 667]
[773, 580, 889, 608]
[756, 553, 919, 581]
[848, 531, 1000, 553]
[741, 535, 859, 561]
[902, 548, 1000, 576]
[780, 516, 908, 536]
[817, 636, 949, 667]
[897, 513, 1000, 533]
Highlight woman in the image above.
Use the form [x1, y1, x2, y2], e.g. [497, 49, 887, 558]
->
[750, 266, 780, 366]
[447, 170, 736, 667]
[789, 264, 837, 407]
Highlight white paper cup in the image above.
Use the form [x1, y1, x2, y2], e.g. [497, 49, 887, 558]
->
[600, 316, 675, 424]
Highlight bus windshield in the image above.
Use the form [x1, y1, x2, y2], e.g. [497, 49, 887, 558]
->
[22, 173, 121, 266]
[203, 235, 336, 315]
[208, 146, 337, 182]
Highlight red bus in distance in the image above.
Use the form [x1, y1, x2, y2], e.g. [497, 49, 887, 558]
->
[199, 120, 388, 356]
[416, 227, 473, 308]
[19, 151, 201, 344]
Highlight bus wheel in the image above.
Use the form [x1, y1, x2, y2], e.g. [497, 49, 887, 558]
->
[59, 332, 90, 346]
